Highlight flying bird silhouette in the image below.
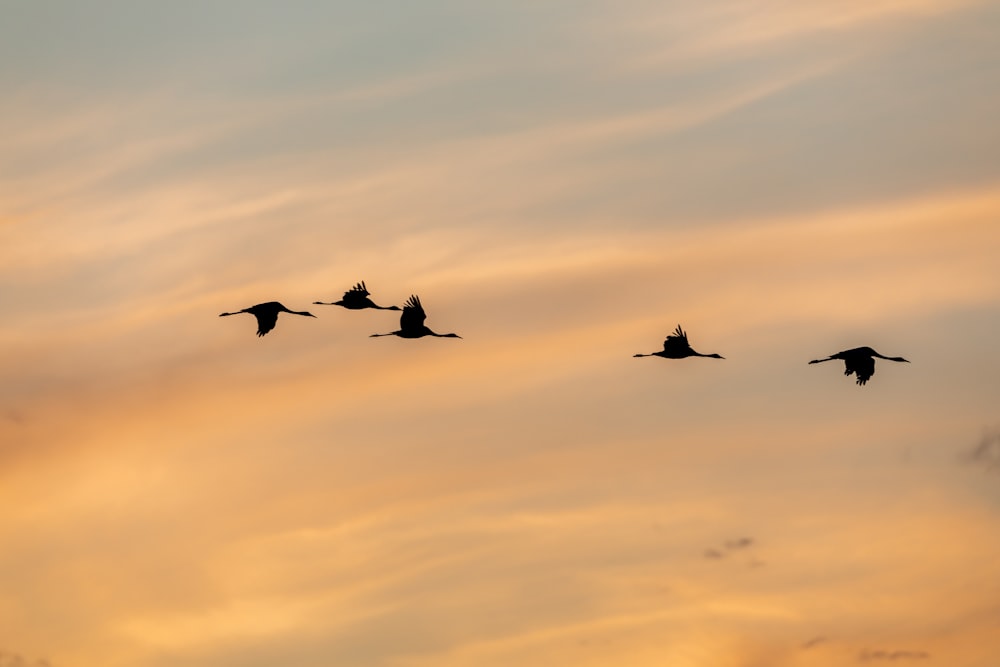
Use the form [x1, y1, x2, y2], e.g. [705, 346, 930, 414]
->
[219, 301, 317, 337]
[634, 325, 724, 359]
[370, 295, 461, 339]
[314, 281, 401, 311]
[808, 346, 909, 385]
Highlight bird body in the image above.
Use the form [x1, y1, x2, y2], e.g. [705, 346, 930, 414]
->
[219, 301, 317, 337]
[370, 295, 461, 339]
[315, 281, 400, 311]
[634, 325, 724, 359]
[808, 346, 909, 385]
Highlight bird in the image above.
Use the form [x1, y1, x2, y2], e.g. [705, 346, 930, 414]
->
[808, 346, 909, 385]
[314, 281, 401, 311]
[370, 295, 461, 339]
[633, 325, 724, 360]
[219, 301, 317, 337]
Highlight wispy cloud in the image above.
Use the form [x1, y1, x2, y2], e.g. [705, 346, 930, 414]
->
[703, 537, 763, 570]
[725, 537, 754, 550]
[0, 651, 51, 667]
[2, 2, 1000, 666]
[962, 428, 1000, 472]
[601, 0, 989, 70]
[859, 648, 930, 661]
[704, 537, 756, 559]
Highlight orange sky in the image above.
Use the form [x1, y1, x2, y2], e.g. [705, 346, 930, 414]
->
[2, 1, 999, 666]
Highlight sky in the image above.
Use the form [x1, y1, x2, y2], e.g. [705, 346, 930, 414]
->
[2, 1, 1000, 665]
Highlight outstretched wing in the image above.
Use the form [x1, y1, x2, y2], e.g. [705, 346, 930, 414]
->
[400, 295, 427, 331]
[662, 325, 689, 352]
[342, 281, 370, 299]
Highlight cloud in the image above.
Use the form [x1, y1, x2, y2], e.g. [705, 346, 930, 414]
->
[3, 410, 25, 425]
[801, 635, 827, 649]
[859, 648, 930, 661]
[0, 652, 51, 667]
[962, 428, 1000, 472]
[2, 3, 1000, 666]
[725, 537, 754, 550]
[705, 537, 756, 560]
[596, 0, 990, 75]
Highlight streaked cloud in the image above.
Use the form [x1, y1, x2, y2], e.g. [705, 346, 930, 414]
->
[859, 648, 930, 661]
[2, 1, 1000, 666]
[607, 0, 989, 68]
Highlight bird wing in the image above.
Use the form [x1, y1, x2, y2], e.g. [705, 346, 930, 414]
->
[254, 309, 279, 337]
[400, 295, 426, 331]
[343, 281, 370, 299]
[850, 355, 875, 385]
[662, 325, 688, 351]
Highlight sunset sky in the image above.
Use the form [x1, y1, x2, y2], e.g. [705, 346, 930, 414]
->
[2, 1, 1000, 666]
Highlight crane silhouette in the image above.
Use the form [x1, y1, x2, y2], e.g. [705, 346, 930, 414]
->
[314, 281, 401, 311]
[634, 325, 724, 359]
[808, 346, 909, 386]
[370, 295, 461, 339]
[219, 301, 317, 337]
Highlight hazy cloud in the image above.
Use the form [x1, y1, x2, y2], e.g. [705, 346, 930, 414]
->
[725, 537, 754, 550]
[801, 636, 827, 649]
[3, 409, 25, 425]
[705, 537, 756, 560]
[0, 652, 51, 667]
[2, 1, 1000, 666]
[963, 428, 1000, 472]
[859, 648, 930, 661]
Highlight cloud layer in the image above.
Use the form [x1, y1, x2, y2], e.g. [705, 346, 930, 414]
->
[2, 1, 1000, 666]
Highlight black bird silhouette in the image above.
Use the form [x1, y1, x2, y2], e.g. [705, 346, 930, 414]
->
[634, 325, 724, 359]
[219, 301, 317, 337]
[314, 281, 401, 311]
[370, 295, 461, 339]
[808, 346, 909, 386]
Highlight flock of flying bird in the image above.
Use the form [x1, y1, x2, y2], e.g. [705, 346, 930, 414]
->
[219, 282, 461, 340]
[220, 281, 911, 386]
